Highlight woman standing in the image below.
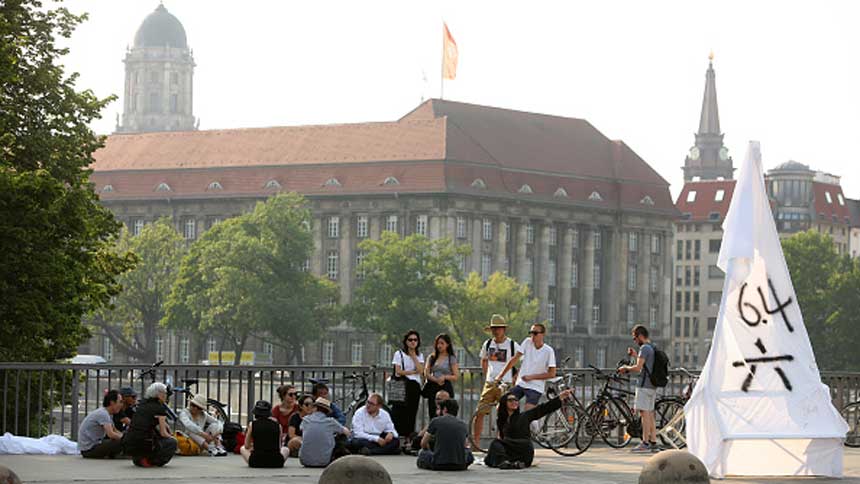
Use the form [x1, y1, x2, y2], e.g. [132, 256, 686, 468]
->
[240, 400, 289, 468]
[484, 389, 573, 469]
[423, 334, 459, 421]
[272, 384, 299, 435]
[391, 330, 424, 440]
[286, 395, 314, 457]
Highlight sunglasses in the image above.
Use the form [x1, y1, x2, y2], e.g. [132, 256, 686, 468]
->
[407, 338, 419, 342]
[529, 330, 544, 335]
[302, 401, 314, 407]
[287, 392, 298, 397]
[506, 398, 519, 403]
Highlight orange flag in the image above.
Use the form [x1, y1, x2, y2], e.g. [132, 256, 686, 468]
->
[442, 22, 458, 80]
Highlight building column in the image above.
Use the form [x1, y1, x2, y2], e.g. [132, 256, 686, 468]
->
[537, 224, 551, 321]
[637, 232, 650, 328]
[559, 227, 573, 331]
[607, 226, 622, 334]
[494, 220, 507, 276]
[444, 214, 456, 240]
[471, 217, 482, 274]
[311, 215, 323, 276]
[369, 214, 381, 240]
[582, 228, 595, 331]
[429, 215, 441, 240]
[516, 221, 529, 284]
[339, 214, 352, 304]
[662, 230, 674, 339]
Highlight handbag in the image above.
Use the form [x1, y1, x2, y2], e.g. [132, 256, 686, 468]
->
[386, 351, 408, 403]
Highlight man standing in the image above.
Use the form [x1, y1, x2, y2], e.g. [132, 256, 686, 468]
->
[473, 314, 523, 445]
[112, 387, 137, 432]
[618, 324, 658, 453]
[417, 399, 473, 471]
[512, 323, 556, 411]
[78, 390, 125, 458]
[347, 393, 400, 455]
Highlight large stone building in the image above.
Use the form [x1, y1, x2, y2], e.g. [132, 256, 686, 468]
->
[672, 58, 856, 369]
[83, 5, 679, 367]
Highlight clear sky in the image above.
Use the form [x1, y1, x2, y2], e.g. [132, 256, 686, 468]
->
[59, 0, 860, 199]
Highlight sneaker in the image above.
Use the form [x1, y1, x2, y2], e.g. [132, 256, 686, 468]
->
[649, 442, 662, 453]
[631, 442, 651, 453]
[208, 447, 219, 457]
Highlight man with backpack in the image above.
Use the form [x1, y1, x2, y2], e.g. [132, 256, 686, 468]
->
[618, 324, 668, 453]
[472, 314, 523, 446]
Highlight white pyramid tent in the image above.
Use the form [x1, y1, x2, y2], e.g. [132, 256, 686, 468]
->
[685, 141, 848, 478]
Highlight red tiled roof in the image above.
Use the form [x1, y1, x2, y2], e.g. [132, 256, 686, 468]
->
[675, 180, 736, 222]
[92, 99, 675, 213]
[812, 182, 850, 223]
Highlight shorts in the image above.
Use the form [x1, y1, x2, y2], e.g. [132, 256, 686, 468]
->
[634, 387, 657, 412]
[476, 382, 503, 415]
[511, 385, 542, 405]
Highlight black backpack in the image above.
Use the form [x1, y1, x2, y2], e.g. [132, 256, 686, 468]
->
[221, 422, 243, 453]
[483, 339, 519, 378]
[646, 344, 670, 388]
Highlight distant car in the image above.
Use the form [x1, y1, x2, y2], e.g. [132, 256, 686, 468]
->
[68, 355, 107, 364]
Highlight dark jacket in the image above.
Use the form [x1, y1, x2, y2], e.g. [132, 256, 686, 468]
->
[485, 397, 562, 468]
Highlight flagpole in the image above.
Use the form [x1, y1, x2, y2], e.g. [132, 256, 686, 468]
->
[440, 21, 445, 100]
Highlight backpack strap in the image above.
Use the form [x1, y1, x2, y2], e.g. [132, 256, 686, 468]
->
[483, 339, 491, 356]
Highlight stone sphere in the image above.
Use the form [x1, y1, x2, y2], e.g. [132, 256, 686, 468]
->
[639, 450, 709, 484]
[0, 465, 22, 484]
[318, 455, 392, 484]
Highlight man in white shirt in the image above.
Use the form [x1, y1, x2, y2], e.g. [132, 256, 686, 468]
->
[347, 393, 400, 455]
[473, 314, 523, 445]
[512, 323, 557, 410]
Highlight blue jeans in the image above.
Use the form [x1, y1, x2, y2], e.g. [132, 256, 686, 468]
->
[347, 436, 400, 455]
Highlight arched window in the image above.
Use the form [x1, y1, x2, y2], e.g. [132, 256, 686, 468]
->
[553, 187, 568, 198]
[588, 191, 603, 201]
[155, 182, 171, 192]
[470, 178, 487, 189]
[518, 184, 534, 194]
[640, 195, 654, 206]
[207, 181, 223, 190]
[323, 177, 341, 187]
[383, 176, 400, 186]
[101, 184, 114, 193]
[264, 179, 282, 189]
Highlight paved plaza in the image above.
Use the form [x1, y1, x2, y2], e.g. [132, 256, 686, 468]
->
[2, 447, 860, 484]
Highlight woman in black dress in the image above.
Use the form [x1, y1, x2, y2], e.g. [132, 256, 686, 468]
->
[484, 389, 573, 469]
[240, 400, 289, 468]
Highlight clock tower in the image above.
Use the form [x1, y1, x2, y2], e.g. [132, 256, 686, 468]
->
[683, 54, 734, 181]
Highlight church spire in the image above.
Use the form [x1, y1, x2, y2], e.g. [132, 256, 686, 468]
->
[698, 52, 721, 136]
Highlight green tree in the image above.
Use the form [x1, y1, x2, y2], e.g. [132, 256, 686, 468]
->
[164, 194, 338, 365]
[349, 232, 468, 345]
[88, 219, 185, 362]
[437, 271, 540, 360]
[0, 1, 134, 363]
[782, 230, 859, 370]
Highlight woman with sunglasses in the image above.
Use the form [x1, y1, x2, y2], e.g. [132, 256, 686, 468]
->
[287, 395, 315, 457]
[484, 388, 573, 469]
[390, 330, 425, 440]
[272, 385, 299, 436]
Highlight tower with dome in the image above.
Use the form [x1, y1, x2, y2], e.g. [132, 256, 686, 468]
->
[117, 3, 196, 133]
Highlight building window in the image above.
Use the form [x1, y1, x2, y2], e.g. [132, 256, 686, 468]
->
[572, 229, 579, 249]
[351, 342, 363, 365]
[415, 215, 428, 236]
[470, 178, 487, 189]
[694, 266, 701, 286]
[693, 317, 700, 338]
[650, 305, 658, 326]
[133, 219, 145, 236]
[627, 303, 636, 325]
[103, 338, 113, 361]
[456, 217, 467, 239]
[482, 218, 493, 241]
[593, 263, 601, 289]
[322, 341, 334, 366]
[684, 317, 690, 337]
[685, 240, 692, 260]
[629, 232, 638, 252]
[708, 265, 724, 279]
[549, 226, 557, 246]
[356, 216, 368, 238]
[179, 336, 190, 363]
[548, 302, 556, 323]
[589, 191, 603, 202]
[676, 266, 683, 286]
[383, 176, 399, 186]
[684, 291, 691, 311]
[184, 219, 196, 241]
[593, 230, 602, 250]
[548, 259, 557, 287]
[676, 240, 683, 261]
[674, 317, 681, 337]
[327, 251, 339, 280]
[694, 240, 701, 260]
[715, 189, 725, 202]
[355, 251, 366, 280]
[323, 177, 341, 187]
[825, 191, 833, 204]
[627, 265, 637, 291]
[571, 260, 578, 288]
[838, 193, 845, 206]
[575, 346, 584, 368]
[569, 304, 578, 324]
[675, 291, 682, 311]
[526, 224, 535, 244]
[207, 338, 217, 354]
[650, 266, 658, 293]
[518, 184, 534, 194]
[708, 317, 717, 331]
[327, 216, 339, 238]
[263, 342, 274, 357]
[481, 254, 492, 281]
[592, 304, 601, 324]
[301, 258, 310, 273]
[693, 292, 700, 311]
[596, 347, 607, 368]
[457, 254, 467, 274]
[503, 222, 510, 242]
[686, 190, 697, 203]
[385, 215, 398, 233]
[709, 239, 721, 253]
[685, 267, 691, 286]
[651, 234, 661, 254]
[155, 336, 164, 361]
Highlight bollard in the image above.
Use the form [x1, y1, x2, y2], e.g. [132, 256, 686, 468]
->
[639, 450, 709, 484]
[318, 455, 392, 484]
[0, 465, 22, 484]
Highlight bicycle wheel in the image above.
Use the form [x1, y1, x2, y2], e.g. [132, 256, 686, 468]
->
[468, 402, 495, 453]
[550, 404, 594, 457]
[842, 402, 860, 447]
[590, 398, 633, 448]
[532, 405, 574, 450]
[655, 398, 686, 448]
[210, 404, 229, 424]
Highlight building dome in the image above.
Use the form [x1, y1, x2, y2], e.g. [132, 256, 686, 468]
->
[133, 4, 187, 49]
[771, 160, 812, 173]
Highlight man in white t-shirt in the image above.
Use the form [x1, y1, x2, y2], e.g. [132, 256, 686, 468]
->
[512, 323, 556, 410]
[473, 314, 523, 445]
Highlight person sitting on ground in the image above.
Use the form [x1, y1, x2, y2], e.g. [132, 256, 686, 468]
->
[122, 382, 177, 467]
[178, 394, 227, 456]
[78, 389, 125, 459]
[240, 400, 289, 468]
[112, 387, 137, 432]
[272, 384, 299, 435]
[416, 399, 473, 471]
[299, 397, 351, 468]
[347, 393, 400, 455]
[286, 395, 314, 457]
[408, 389, 450, 454]
[484, 389, 573, 469]
[311, 382, 346, 425]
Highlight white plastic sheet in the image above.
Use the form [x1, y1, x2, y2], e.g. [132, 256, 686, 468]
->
[0, 432, 80, 455]
[685, 141, 848, 478]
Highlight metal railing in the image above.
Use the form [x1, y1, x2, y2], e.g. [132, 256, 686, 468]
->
[2, 363, 859, 442]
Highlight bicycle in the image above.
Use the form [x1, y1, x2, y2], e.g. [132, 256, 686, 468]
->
[308, 367, 383, 426]
[586, 364, 636, 448]
[841, 399, 860, 447]
[654, 367, 698, 449]
[137, 361, 229, 425]
[534, 365, 596, 457]
[468, 379, 511, 453]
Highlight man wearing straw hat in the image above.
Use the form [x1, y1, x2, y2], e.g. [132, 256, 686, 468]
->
[472, 314, 523, 445]
[299, 397, 351, 467]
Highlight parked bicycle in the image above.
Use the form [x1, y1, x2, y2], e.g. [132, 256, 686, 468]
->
[841, 398, 860, 447]
[534, 362, 596, 457]
[308, 366, 382, 426]
[468, 379, 510, 453]
[137, 361, 229, 425]
[654, 367, 698, 449]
